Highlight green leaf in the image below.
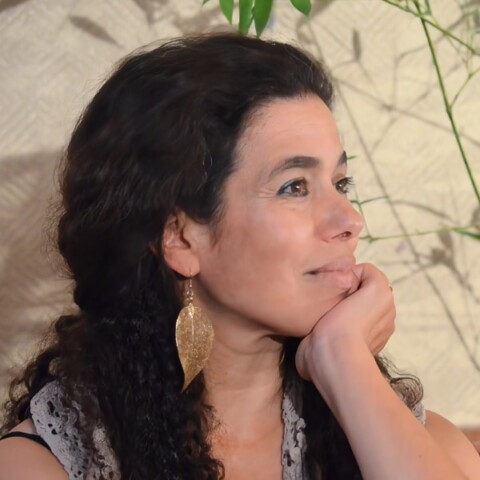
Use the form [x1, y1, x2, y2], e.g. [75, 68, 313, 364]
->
[202, 0, 211, 5]
[290, 0, 311, 16]
[454, 228, 480, 240]
[253, 0, 274, 37]
[239, 0, 254, 34]
[220, 0, 234, 24]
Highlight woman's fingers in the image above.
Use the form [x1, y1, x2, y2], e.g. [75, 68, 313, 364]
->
[296, 263, 396, 381]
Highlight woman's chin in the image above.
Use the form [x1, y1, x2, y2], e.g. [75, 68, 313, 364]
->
[308, 295, 349, 332]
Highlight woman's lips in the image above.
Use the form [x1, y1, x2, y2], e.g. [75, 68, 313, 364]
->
[306, 257, 357, 290]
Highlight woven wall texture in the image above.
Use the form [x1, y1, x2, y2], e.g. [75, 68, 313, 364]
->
[0, 0, 479, 427]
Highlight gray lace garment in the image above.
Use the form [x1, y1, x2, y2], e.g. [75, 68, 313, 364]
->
[30, 381, 425, 480]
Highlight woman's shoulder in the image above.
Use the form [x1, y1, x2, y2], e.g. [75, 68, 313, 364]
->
[425, 409, 480, 479]
[0, 419, 68, 480]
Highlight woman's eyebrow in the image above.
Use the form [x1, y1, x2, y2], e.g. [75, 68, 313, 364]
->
[266, 151, 347, 181]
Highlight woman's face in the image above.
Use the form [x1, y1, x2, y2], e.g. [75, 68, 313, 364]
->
[194, 95, 364, 337]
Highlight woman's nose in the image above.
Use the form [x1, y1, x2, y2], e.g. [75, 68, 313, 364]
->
[318, 194, 364, 242]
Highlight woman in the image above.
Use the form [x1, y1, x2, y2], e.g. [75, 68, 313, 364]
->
[0, 33, 479, 480]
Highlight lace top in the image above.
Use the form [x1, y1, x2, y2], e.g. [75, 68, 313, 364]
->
[30, 381, 425, 480]
[30, 383, 118, 480]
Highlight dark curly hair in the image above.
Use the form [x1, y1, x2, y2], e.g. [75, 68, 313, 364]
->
[1, 32, 422, 479]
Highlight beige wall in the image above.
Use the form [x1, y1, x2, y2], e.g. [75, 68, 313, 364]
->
[1, 0, 479, 426]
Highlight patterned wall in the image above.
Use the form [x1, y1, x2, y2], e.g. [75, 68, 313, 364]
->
[1, 0, 479, 427]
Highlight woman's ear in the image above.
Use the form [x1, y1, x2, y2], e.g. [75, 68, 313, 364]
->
[154, 210, 202, 277]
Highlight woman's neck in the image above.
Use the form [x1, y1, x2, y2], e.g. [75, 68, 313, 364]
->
[203, 333, 285, 479]
[203, 331, 285, 444]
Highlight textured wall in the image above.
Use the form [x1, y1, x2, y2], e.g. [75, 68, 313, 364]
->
[1, 0, 479, 427]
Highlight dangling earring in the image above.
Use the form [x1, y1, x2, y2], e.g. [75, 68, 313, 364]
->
[175, 277, 214, 391]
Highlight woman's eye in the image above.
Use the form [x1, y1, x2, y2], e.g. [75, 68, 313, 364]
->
[336, 176, 354, 195]
[278, 178, 309, 197]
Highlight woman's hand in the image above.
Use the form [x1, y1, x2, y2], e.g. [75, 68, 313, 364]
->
[295, 263, 395, 384]
[294, 263, 480, 480]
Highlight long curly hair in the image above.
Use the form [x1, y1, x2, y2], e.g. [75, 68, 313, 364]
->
[1, 33, 422, 479]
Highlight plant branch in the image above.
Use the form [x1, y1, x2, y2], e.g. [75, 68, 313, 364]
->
[451, 66, 480, 107]
[412, 0, 480, 205]
[380, 0, 479, 55]
[362, 224, 480, 242]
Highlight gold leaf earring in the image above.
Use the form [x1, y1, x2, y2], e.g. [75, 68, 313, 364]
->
[175, 277, 214, 391]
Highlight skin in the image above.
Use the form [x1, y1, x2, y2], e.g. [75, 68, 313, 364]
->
[0, 419, 68, 479]
[1, 95, 479, 479]
[165, 95, 480, 479]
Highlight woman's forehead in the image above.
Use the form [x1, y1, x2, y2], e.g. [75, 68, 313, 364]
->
[234, 96, 342, 174]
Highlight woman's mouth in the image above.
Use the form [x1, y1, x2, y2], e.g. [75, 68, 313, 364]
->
[306, 257, 357, 290]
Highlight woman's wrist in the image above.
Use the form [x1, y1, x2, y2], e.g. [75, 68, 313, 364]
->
[305, 338, 381, 416]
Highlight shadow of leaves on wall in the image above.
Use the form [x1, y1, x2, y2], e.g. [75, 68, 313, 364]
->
[0, 150, 72, 393]
[0, 0, 31, 14]
[69, 15, 120, 46]
[294, 4, 480, 372]
[131, 0, 170, 25]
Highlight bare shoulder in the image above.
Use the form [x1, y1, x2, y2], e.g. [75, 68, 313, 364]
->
[425, 409, 480, 479]
[0, 420, 68, 480]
